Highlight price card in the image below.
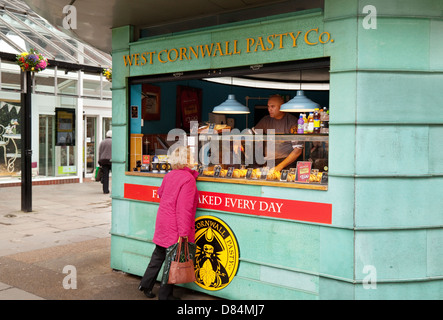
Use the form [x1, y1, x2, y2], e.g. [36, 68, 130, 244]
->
[260, 167, 269, 180]
[142, 155, 150, 164]
[245, 168, 253, 179]
[321, 172, 328, 184]
[280, 170, 289, 181]
[289, 168, 296, 182]
[198, 166, 204, 176]
[214, 165, 221, 177]
[226, 167, 234, 178]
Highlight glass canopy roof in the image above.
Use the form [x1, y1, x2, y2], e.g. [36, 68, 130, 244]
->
[0, 0, 111, 68]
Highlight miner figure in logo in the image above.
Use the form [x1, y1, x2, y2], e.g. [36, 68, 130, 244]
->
[195, 227, 229, 289]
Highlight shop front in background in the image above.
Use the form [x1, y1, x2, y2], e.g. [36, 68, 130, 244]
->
[0, 59, 112, 185]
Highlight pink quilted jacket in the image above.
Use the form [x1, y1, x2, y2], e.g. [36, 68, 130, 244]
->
[152, 167, 199, 248]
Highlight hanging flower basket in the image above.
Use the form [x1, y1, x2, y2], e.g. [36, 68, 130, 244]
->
[103, 68, 112, 82]
[16, 48, 49, 73]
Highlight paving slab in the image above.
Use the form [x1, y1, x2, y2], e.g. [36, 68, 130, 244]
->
[0, 181, 218, 301]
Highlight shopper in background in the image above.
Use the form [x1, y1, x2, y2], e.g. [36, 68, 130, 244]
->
[98, 130, 112, 194]
[138, 146, 199, 300]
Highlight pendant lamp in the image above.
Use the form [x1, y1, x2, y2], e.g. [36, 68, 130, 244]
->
[280, 90, 319, 112]
[280, 69, 319, 112]
[212, 94, 250, 114]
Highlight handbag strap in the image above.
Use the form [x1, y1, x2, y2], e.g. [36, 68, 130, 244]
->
[174, 236, 190, 262]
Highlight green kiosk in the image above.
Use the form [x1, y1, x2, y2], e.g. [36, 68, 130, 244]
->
[110, 0, 443, 299]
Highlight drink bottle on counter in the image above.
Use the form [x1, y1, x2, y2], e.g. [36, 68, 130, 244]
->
[303, 113, 308, 133]
[320, 107, 329, 133]
[307, 112, 314, 134]
[314, 108, 320, 133]
[297, 114, 304, 134]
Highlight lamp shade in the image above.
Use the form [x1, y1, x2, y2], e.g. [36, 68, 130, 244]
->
[280, 90, 319, 112]
[212, 94, 250, 114]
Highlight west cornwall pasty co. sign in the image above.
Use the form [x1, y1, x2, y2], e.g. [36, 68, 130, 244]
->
[123, 28, 334, 67]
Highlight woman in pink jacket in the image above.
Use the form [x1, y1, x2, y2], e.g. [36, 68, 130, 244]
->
[138, 146, 199, 300]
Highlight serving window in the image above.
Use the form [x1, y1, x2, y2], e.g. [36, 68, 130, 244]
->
[127, 59, 330, 190]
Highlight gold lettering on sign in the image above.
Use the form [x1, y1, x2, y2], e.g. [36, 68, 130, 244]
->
[123, 28, 333, 67]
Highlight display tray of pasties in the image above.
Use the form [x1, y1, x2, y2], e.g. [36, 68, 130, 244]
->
[201, 166, 325, 183]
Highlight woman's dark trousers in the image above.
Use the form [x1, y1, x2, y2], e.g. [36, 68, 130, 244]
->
[139, 245, 173, 300]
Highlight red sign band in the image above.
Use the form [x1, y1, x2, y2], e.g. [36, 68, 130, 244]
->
[124, 183, 332, 224]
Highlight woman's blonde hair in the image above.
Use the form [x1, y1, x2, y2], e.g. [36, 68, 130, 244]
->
[168, 145, 193, 170]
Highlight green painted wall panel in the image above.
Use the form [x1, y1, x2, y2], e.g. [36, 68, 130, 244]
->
[110, 164, 126, 198]
[355, 230, 427, 280]
[324, 18, 358, 72]
[427, 229, 443, 277]
[319, 227, 354, 280]
[124, 175, 163, 188]
[111, 198, 130, 235]
[324, 0, 358, 20]
[357, 17, 430, 71]
[429, 126, 443, 174]
[111, 88, 128, 125]
[260, 177, 354, 227]
[200, 276, 319, 300]
[319, 277, 354, 300]
[358, 0, 443, 17]
[236, 260, 261, 282]
[196, 211, 321, 274]
[111, 26, 133, 90]
[430, 20, 443, 71]
[259, 265, 318, 294]
[110, 125, 127, 163]
[355, 178, 443, 228]
[112, 25, 134, 51]
[355, 126, 429, 175]
[110, 235, 155, 276]
[128, 201, 158, 240]
[354, 280, 443, 300]
[324, 177, 355, 227]
[329, 124, 356, 175]
[356, 72, 443, 123]
[221, 259, 320, 297]
[329, 72, 357, 123]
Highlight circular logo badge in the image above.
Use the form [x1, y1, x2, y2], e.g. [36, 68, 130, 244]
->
[194, 215, 240, 291]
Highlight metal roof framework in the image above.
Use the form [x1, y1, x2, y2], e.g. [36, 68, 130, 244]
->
[0, 0, 112, 99]
[0, 0, 111, 68]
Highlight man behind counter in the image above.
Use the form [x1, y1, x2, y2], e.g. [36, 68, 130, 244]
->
[254, 94, 303, 172]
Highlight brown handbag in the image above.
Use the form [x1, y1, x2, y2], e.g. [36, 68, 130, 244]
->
[168, 236, 196, 284]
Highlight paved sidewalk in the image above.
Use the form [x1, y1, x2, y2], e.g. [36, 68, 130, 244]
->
[0, 180, 216, 300]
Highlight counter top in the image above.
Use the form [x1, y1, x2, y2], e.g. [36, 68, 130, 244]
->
[125, 171, 328, 191]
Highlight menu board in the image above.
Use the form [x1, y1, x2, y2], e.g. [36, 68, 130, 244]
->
[55, 108, 75, 146]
